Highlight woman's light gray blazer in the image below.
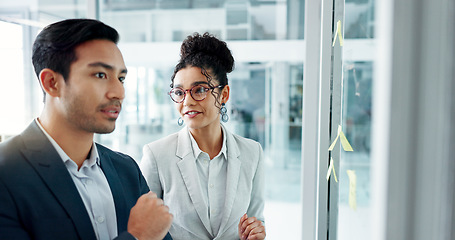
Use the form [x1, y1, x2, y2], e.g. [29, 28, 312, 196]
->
[140, 125, 265, 240]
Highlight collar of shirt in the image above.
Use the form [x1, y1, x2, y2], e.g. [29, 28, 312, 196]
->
[35, 118, 100, 168]
[188, 125, 227, 161]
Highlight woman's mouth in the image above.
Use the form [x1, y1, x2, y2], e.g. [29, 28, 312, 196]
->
[185, 111, 200, 118]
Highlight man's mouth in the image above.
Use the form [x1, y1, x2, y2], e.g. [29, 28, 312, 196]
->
[101, 107, 121, 119]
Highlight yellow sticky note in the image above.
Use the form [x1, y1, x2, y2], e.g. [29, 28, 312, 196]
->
[331, 158, 338, 182]
[346, 170, 357, 210]
[326, 159, 333, 181]
[339, 130, 353, 151]
[328, 131, 340, 151]
[332, 20, 344, 47]
[326, 158, 338, 182]
[337, 20, 344, 46]
[329, 125, 353, 151]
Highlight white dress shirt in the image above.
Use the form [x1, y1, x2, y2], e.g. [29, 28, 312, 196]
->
[35, 119, 118, 240]
[189, 128, 227, 237]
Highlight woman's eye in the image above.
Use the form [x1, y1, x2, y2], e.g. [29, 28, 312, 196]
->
[95, 72, 107, 79]
[174, 90, 184, 96]
[194, 86, 207, 93]
[119, 76, 125, 83]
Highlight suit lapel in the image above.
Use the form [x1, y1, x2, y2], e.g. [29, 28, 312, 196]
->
[218, 128, 241, 236]
[176, 128, 214, 236]
[21, 122, 96, 240]
[98, 147, 128, 234]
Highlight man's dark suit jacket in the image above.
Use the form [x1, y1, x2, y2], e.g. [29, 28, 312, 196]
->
[0, 121, 171, 240]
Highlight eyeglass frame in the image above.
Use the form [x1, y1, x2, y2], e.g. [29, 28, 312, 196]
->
[168, 84, 224, 103]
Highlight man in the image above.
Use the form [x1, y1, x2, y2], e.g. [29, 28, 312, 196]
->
[0, 19, 172, 240]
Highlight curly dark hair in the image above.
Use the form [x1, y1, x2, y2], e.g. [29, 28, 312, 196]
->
[170, 32, 234, 107]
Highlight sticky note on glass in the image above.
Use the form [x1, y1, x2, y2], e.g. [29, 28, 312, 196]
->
[332, 20, 344, 47]
[328, 125, 353, 151]
[326, 157, 338, 182]
[346, 170, 357, 210]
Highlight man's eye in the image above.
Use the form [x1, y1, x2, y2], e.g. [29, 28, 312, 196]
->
[119, 76, 125, 83]
[95, 72, 107, 79]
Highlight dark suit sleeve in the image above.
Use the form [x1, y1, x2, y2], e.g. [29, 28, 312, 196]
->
[114, 232, 173, 240]
[106, 151, 172, 240]
[0, 179, 31, 240]
[113, 231, 137, 240]
[139, 168, 150, 196]
[112, 170, 173, 240]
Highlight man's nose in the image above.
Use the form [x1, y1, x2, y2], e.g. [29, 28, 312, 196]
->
[107, 78, 125, 101]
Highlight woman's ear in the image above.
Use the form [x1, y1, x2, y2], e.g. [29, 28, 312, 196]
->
[39, 68, 62, 97]
[221, 85, 230, 103]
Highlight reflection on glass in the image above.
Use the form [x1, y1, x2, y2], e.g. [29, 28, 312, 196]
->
[345, 0, 375, 39]
[337, 61, 373, 240]
[332, 1, 375, 239]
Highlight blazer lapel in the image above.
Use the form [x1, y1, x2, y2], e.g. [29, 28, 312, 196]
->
[97, 147, 128, 234]
[176, 128, 213, 236]
[20, 122, 96, 240]
[217, 128, 241, 237]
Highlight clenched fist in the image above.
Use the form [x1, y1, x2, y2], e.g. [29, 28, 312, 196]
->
[127, 192, 173, 240]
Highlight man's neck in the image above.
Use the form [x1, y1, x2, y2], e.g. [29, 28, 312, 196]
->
[37, 116, 94, 169]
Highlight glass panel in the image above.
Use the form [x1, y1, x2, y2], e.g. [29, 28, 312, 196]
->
[0, 20, 25, 139]
[38, 0, 88, 20]
[329, 1, 375, 239]
[98, 2, 305, 239]
[337, 61, 373, 239]
[100, 0, 305, 41]
[345, 0, 375, 39]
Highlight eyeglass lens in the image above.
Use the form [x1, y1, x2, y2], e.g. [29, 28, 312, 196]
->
[170, 85, 209, 102]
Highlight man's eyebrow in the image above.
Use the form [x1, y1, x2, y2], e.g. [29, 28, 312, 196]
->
[88, 62, 127, 74]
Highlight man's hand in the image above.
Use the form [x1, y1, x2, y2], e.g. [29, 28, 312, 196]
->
[127, 192, 173, 240]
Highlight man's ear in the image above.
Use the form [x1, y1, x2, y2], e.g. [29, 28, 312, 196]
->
[39, 69, 62, 97]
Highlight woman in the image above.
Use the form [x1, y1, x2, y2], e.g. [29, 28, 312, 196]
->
[140, 32, 266, 240]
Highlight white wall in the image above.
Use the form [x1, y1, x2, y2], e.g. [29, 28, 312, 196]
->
[372, 0, 455, 239]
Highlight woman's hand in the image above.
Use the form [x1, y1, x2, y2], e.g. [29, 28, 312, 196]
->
[238, 213, 266, 240]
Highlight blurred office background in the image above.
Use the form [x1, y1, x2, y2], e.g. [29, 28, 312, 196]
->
[0, 0, 453, 240]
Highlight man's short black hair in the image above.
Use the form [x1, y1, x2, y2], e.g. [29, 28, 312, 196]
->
[32, 19, 119, 91]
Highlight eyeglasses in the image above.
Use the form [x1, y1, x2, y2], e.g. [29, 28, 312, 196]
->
[169, 85, 223, 103]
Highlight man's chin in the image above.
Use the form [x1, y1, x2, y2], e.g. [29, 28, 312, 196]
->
[96, 130, 115, 134]
[94, 123, 116, 134]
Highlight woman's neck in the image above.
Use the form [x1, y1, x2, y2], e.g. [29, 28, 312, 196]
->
[190, 124, 223, 159]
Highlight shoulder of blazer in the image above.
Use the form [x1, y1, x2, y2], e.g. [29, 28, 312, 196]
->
[226, 129, 262, 152]
[95, 143, 142, 176]
[0, 134, 31, 175]
[0, 121, 53, 165]
[96, 143, 134, 161]
[0, 134, 23, 160]
[146, 131, 180, 149]
[145, 130, 187, 159]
